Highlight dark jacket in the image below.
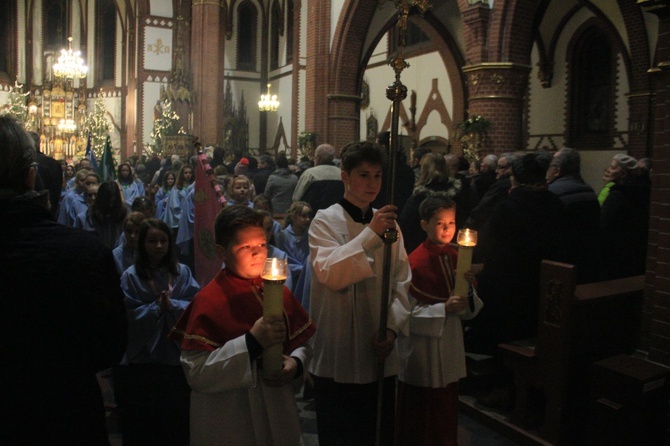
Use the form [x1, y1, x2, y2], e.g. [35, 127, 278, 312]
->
[599, 175, 651, 280]
[472, 170, 497, 202]
[465, 186, 565, 354]
[549, 174, 601, 283]
[36, 152, 63, 217]
[253, 167, 273, 195]
[0, 197, 127, 445]
[465, 176, 512, 230]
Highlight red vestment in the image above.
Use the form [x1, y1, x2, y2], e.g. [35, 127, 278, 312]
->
[408, 240, 458, 304]
[397, 240, 466, 446]
[170, 268, 316, 354]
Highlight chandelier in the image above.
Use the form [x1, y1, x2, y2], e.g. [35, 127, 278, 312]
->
[58, 118, 77, 133]
[53, 37, 89, 79]
[258, 83, 279, 112]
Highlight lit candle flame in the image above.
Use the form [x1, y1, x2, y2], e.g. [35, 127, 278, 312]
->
[262, 257, 288, 281]
[457, 229, 477, 247]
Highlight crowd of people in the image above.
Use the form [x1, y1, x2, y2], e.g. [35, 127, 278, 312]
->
[0, 113, 652, 445]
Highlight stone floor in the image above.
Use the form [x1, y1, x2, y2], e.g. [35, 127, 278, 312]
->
[105, 381, 521, 445]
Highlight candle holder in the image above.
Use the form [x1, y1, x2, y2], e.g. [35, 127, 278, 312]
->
[454, 229, 477, 315]
[261, 258, 288, 378]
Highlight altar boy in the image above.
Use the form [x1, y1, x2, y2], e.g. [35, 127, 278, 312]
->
[396, 195, 483, 445]
[308, 140, 411, 445]
[170, 205, 316, 446]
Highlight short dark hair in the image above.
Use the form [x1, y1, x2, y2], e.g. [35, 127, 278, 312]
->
[340, 141, 386, 173]
[412, 147, 431, 162]
[419, 194, 456, 222]
[512, 153, 548, 186]
[0, 116, 35, 193]
[131, 195, 156, 213]
[214, 205, 265, 247]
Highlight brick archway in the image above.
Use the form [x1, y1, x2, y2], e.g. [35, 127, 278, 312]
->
[320, 1, 469, 150]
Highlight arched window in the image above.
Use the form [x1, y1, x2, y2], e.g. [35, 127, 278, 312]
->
[0, 0, 17, 78]
[96, 0, 116, 84]
[44, 0, 67, 51]
[568, 27, 614, 148]
[270, 2, 281, 70]
[237, 1, 257, 71]
[286, 0, 294, 63]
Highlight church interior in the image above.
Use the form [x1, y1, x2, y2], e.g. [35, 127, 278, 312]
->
[1, 0, 670, 444]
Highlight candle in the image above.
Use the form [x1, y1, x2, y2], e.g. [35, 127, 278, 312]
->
[261, 258, 288, 378]
[454, 229, 477, 315]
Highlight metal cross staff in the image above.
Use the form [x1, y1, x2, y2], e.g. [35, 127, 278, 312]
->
[375, 1, 431, 445]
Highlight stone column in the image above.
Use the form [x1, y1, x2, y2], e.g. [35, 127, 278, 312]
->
[462, 63, 531, 153]
[190, 0, 225, 146]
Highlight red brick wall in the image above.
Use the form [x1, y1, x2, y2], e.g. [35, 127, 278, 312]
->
[645, 6, 670, 368]
[190, 2, 225, 147]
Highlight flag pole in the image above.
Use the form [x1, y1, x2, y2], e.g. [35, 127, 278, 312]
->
[375, 2, 431, 445]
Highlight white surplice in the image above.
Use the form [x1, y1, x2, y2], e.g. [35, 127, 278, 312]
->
[308, 203, 411, 383]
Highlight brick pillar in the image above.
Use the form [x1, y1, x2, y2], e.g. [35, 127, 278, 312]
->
[461, 2, 491, 65]
[304, 0, 331, 144]
[328, 94, 361, 150]
[627, 93, 655, 160]
[461, 63, 531, 153]
[190, 0, 224, 146]
[639, 0, 670, 368]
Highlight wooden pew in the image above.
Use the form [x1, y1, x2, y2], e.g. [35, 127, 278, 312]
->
[498, 260, 644, 445]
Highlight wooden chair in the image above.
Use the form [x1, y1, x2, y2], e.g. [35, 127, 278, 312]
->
[499, 260, 644, 444]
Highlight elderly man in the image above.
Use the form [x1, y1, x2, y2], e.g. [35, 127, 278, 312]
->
[465, 152, 518, 230]
[292, 143, 343, 213]
[473, 154, 498, 200]
[0, 116, 127, 444]
[547, 147, 600, 282]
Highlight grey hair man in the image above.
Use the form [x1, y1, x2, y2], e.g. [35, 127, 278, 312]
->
[465, 152, 518, 230]
[472, 154, 499, 200]
[292, 144, 343, 212]
[547, 147, 600, 282]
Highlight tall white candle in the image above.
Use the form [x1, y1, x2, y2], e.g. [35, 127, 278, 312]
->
[261, 258, 288, 378]
[454, 229, 477, 315]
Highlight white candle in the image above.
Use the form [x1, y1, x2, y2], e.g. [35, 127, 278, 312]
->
[454, 229, 477, 315]
[261, 258, 288, 378]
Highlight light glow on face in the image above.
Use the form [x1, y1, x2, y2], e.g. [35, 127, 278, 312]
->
[219, 226, 268, 279]
[421, 207, 456, 247]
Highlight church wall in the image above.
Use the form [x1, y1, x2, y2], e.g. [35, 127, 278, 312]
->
[149, 0, 172, 18]
[360, 36, 456, 150]
[527, 6, 632, 192]
[140, 17, 174, 150]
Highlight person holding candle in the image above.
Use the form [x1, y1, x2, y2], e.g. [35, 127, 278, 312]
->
[308, 140, 411, 446]
[396, 194, 483, 446]
[170, 205, 316, 446]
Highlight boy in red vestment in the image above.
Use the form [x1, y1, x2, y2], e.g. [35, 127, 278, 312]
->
[170, 205, 316, 446]
[396, 195, 482, 446]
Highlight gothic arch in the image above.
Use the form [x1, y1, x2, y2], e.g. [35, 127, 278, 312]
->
[328, 1, 468, 148]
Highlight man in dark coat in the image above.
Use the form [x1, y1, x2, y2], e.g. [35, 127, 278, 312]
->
[465, 152, 518, 231]
[0, 116, 127, 445]
[253, 154, 275, 195]
[465, 152, 565, 355]
[547, 147, 600, 283]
